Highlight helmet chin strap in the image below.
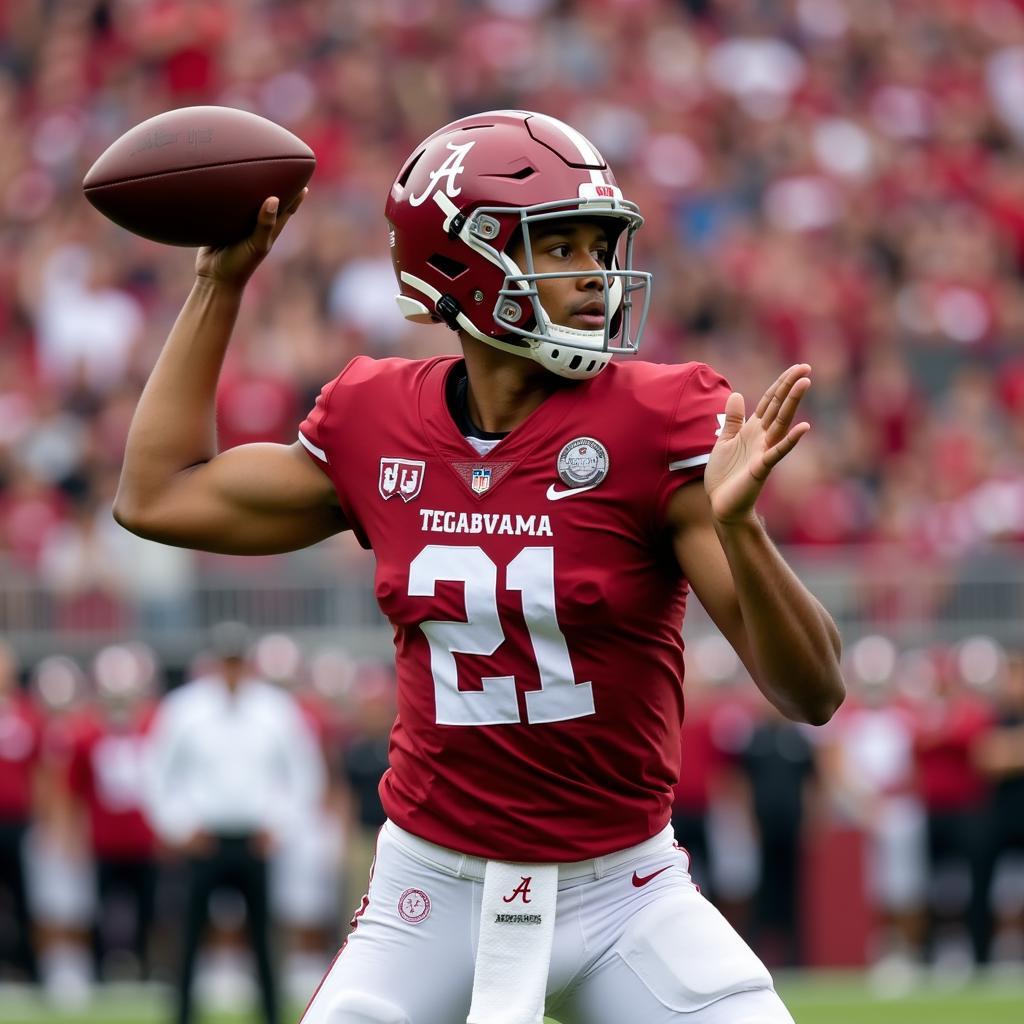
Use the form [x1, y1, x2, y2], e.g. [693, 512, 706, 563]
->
[464, 306, 614, 381]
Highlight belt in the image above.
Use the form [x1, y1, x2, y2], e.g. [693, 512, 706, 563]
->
[383, 820, 675, 883]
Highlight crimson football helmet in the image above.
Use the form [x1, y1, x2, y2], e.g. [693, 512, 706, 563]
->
[385, 110, 651, 380]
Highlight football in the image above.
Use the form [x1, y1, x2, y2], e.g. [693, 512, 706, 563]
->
[82, 105, 315, 247]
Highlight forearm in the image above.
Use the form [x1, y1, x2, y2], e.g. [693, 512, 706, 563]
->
[716, 515, 844, 725]
[116, 277, 243, 514]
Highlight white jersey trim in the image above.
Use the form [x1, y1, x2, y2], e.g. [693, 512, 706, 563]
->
[668, 453, 711, 471]
[298, 431, 328, 463]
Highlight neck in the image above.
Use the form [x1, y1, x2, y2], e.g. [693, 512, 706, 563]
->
[459, 335, 565, 433]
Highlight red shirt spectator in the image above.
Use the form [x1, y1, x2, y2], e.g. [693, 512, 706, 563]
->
[0, 690, 42, 822]
[912, 686, 993, 811]
[67, 705, 156, 860]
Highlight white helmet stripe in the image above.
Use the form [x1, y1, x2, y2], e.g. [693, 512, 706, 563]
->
[528, 112, 607, 186]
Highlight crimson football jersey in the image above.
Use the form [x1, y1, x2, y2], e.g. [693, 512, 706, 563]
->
[299, 355, 730, 861]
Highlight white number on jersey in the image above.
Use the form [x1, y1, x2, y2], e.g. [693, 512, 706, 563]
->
[408, 545, 595, 726]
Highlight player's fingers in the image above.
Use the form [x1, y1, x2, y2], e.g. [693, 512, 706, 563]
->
[762, 421, 811, 470]
[271, 188, 307, 242]
[285, 187, 308, 216]
[251, 196, 279, 253]
[754, 369, 788, 420]
[766, 375, 811, 443]
[761, 364, 810, 430]
[718, 391, 745, 441]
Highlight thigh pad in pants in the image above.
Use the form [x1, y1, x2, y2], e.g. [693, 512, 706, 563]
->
[614, 889, 773, 1013]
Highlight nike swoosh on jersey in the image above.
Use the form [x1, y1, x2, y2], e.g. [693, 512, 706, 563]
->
[545, 483, 598, 501]
[631, 865, 672, 887]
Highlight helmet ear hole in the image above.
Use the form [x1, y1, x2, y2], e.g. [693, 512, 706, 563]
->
[427, 253, 468, 279]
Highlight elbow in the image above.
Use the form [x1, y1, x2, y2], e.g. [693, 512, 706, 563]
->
[771, 666, 845, 726]
[111, 493, 143, 534]
[800, 673, 847, 726]
[112, 491, 160, 540]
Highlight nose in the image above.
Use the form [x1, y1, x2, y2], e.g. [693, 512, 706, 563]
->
[578, 254, 605, 290]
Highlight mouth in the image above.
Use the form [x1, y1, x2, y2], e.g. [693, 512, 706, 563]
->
[570, 302, 606, 329]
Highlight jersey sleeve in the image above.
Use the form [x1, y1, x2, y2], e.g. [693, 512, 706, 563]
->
[655, 362, 733, 520]
[296, 355, 379, 548]
[297, 374, 344, 469]
[297, 355, 380, 469]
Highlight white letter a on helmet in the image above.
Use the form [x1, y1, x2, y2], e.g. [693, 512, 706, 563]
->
[409, 141, 476, 207]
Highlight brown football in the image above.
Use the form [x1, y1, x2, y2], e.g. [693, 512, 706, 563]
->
[82, 106, 315, 247]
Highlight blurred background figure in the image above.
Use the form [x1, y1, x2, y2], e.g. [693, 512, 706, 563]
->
[338, 660, 395, 933]
[252, 631, 346, 1003]
[65, 643, 158, 982]
[970, 647, 1024, 967]
[731, 702, 819, 969]
[142, 621, 325, 1024]
[0, 640, 41, 984]
[24, 655, 94, 1008]
[672, 634, 751, 904]
[908, 645, 993, 973]
[820, 636, 926, 986]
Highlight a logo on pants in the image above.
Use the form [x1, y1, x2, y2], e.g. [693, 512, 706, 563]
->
[398, 888, 431, 924]
[379, 458, 425, 502]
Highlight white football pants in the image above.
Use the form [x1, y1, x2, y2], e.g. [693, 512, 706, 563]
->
[300, 821, 795, 1024]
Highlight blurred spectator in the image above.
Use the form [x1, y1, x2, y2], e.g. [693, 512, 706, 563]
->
[672, 636, 753, 902]
[970, 648, 1024, 966]
[28, 244, 143, 398]
[66, 644, 159, 981]
[672, 669, 725, 900]
[252, 632, 346, 1002]
[908, 648, 993, 969]
[142, 621, 325, 1024]
[0, 640, 41, 983]
[339, 661, 395, 931]
[820, 636, 926, 980]
[732, 704, 819, 968]
[25, 654, 95, 1007]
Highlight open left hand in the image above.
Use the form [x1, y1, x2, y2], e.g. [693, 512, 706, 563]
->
[704, 363, 812, 525]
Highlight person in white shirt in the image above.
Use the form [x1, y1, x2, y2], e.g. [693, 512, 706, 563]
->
[143, 622, 325, 1024]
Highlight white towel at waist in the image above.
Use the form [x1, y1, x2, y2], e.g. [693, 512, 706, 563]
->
[467, 861, 558, 1024]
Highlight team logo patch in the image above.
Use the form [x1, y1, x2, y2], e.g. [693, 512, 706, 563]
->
[398, 887, 431, 924]
[556, 437, 609, 490]
[379, 458, 425, 502]
[471, 467, 492, 494]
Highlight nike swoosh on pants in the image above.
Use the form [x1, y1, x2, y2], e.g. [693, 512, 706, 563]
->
[631, 865, 672, 887]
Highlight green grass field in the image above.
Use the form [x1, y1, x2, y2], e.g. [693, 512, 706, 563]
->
[0, 974, 1022, 1024]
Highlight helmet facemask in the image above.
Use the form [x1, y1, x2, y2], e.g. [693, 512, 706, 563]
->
[456, 198, 652, 380]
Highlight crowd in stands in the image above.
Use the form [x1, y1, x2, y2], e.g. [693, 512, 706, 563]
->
[4, 0, 1024, 579]
[2, 628, 1023, 1008]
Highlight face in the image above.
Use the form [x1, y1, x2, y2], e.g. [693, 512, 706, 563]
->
[508, 219, 611, 331]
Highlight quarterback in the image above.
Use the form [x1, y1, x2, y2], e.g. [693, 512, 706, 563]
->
[115, 111, 844, 1024]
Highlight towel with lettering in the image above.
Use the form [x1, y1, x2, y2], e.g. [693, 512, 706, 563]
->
[467, 861, 558, 1024]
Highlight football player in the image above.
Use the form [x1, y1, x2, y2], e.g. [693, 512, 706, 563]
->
[114, 111, 844, 1024]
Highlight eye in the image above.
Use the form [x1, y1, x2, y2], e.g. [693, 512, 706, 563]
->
[548, 243, 572, 259]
